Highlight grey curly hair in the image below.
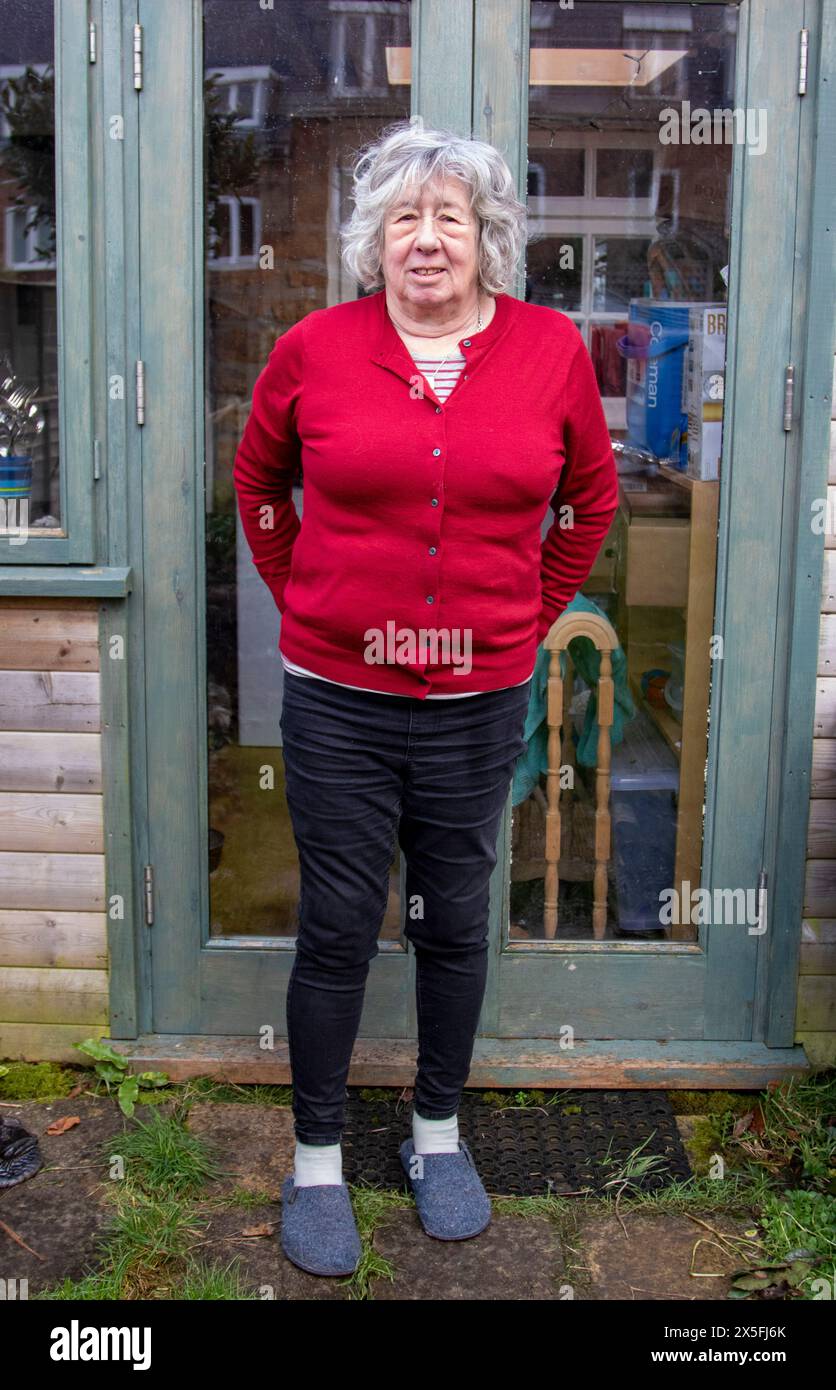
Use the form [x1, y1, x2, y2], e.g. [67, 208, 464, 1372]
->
[340, 119, 528, 296]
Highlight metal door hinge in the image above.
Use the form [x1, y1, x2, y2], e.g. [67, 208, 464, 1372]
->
[93, 438, 101, 481]
[754, 868, 768, 934]
[143, 864, 154, 926]
[136, 360, 145, 426]
[133, 23, 143, 90]
[783, 364, 795, 431]
[798, 29, 809, 95]
[89, 21, 97, 64]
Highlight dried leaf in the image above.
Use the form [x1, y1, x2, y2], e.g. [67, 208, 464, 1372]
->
[749, 1105, 766, 1134]
[45, 1115, 80, 1135]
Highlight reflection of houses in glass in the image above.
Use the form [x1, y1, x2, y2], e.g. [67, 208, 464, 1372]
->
[203, 0, 411, 516]
[527, 1, 737, 427]
[0, 0, 60, 527]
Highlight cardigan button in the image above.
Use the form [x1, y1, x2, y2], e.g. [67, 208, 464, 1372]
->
[432, 447, 441, 456]
[435, 405, 442, 413]
[426, 595, 434, 604]
[462, 339, 471, 347]
[429, 546, 437, 555]
[431, 498, 438, 506]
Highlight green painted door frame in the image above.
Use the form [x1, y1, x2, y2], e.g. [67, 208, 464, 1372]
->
[96, 0, 831, 1053]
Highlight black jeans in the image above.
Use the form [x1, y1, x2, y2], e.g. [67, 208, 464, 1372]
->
[279, 669, 531, 1145]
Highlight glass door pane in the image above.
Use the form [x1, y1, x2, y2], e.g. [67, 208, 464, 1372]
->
[510, 0, 739, 944]
[202, 0, 412, 938]
[0, 0, 61, 536]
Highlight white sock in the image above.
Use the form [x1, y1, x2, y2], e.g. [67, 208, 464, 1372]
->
[294, 1140, 343, 1187]
[413, 1110, 460, 1154]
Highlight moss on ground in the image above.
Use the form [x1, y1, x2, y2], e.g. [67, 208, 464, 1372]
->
[0, 1061, 84, 1101]
[666, 1089, 756, 1117]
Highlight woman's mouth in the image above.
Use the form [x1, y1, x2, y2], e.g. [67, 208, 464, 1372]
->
[410, 267, 445, 277]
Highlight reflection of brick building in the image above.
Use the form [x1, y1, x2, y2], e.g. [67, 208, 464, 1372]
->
[203, 0, 411, 515]
[0, 0, 60, 524]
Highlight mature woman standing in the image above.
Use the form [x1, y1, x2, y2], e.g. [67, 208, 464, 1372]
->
[233, 120, 618, 1277]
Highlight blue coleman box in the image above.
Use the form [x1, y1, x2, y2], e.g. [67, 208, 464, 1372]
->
[617, 299, 707, 467]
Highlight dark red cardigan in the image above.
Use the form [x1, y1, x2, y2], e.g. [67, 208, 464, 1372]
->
[233, 288, 619, 697]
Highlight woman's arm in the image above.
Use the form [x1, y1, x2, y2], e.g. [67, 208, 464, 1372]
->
[232, 322, 305, 614]
[536, 335, 620, 643]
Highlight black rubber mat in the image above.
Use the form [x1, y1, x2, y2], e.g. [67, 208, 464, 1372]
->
[341, 1089, 692, 1196]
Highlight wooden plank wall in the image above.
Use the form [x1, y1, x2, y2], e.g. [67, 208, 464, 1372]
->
[801, 355, 836, 1066]
[0, 598, 109, 1061]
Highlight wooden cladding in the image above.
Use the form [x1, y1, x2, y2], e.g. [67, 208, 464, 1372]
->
[0, 601, 99, 670]
[0, 599, 108, 1057]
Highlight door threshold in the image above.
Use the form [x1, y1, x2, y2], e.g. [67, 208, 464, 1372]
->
[110, 1035, 811, 1089]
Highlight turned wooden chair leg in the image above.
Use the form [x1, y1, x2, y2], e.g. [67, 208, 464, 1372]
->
[592, 651, 614, 940]
[543, 647, 563, 939]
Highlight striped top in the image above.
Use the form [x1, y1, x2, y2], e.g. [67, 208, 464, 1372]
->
[279, 352, 532, 698]
[411, 352, 466, 402]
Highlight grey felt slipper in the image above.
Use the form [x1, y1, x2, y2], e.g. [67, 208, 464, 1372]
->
[399, 1137, 492, 1240]
[280, 1175, 362, 1276]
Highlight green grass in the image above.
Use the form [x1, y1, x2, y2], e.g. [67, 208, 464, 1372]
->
[340, 1184, 413, 1300]
[170, 1261, 264, 1300]
[209, 1185, 277, 1209]
[760, 1188, 836, 1264]
[183, 1076, 294, 1107]
[95, 1193, 208, 1298]
[101, 1106, 227, 1198]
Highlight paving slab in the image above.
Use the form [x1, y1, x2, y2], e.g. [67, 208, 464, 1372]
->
[575, 1210, 754, 1301]
[194, 1203, 353, 1300]
[370, 1208, 568, 1300]
[0, 1096, 127, 1295]
[186, 1100, 295, 1199]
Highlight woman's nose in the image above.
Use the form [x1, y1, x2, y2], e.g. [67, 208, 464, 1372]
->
[414, 213, 440, 249]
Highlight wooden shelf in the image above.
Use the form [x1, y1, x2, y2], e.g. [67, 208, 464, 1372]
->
[658, 461, 721, 494]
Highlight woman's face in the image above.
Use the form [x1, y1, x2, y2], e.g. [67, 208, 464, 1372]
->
[380, 174, 480, 318]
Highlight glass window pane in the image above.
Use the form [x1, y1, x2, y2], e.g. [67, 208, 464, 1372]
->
[528, 145, 585, 198]
[210, 200, 231, 260]
[596, 147, 653, 199]
[234, 81, 255, 122]
[593, 237, 653, 311]
[0, 0, 61, 534]
[520, 0, 739, 944]
[239, 200, 255, 258]
[527, 235, 583, 311]
[203, 0, 412, 941]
